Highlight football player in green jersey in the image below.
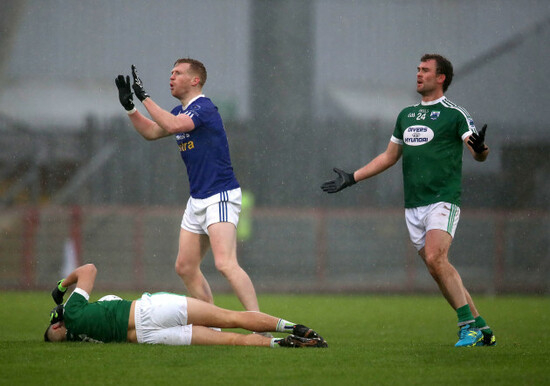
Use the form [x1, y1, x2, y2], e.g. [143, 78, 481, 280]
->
[322, 54, 495, 348]
[44, 264, 327, 348]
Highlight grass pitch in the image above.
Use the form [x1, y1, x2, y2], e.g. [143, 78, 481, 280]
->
[0, 292, 548, 385]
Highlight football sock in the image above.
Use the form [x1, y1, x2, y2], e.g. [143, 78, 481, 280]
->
[474, 316, 493, 336]
[270, 338, 282, 348]
[276, 319, 295, 333]
[456, 304, 475, 326]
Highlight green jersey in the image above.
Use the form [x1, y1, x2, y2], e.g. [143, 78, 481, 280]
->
[63, 288, 132, 343]
[391, 96, 476, 208]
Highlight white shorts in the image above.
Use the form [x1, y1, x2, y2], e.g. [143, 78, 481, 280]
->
[134, 292, 192, 346]
[405, 202, 460, 251]
[181, 188, 242, 235]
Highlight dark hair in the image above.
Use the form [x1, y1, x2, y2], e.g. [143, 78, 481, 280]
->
[173, 58, 207, 87]
[44, 325, 52, 342]
[421, 53, 454, 92]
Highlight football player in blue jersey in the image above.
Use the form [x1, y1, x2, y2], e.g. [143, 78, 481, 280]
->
[115, 59, 261, 315]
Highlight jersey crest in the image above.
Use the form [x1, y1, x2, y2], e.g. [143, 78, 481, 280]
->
[430, 111, 440, 120]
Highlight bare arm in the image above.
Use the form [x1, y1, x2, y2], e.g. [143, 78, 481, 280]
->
[59, 263, 97, 295]
[321, 140, 402, 194]
[142, 98, 195, 134]
[126, 110, 169, 140]
[126, 99, 195, 141]
[353, 140, 402, 182]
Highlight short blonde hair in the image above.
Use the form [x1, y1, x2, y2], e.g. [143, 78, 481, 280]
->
[174, 58, 207, 87]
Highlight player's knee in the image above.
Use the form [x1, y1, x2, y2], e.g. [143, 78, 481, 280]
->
[424, 252, 448, 275]
[222, 309, 241, 326]
[175, 259, 197, 278]
[214, 257, 239, 276]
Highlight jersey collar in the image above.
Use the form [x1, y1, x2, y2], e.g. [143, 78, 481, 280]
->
[420, 96, 446, 106]
[183, 94, 205, 110]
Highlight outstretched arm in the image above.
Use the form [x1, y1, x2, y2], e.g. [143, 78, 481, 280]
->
[353, 140, 402, 182]
[321, 140, 402, 194]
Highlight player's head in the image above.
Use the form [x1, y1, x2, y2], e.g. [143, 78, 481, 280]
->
[44, 304, 67, 342]
[44, 322, 67, 342]
[420, 53, 453, 92]
[173, 58, 207, 87]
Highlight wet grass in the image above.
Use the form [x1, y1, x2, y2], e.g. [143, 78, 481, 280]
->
[1, 292, 548, 385]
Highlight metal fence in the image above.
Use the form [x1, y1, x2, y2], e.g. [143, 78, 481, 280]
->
[1, 205, 548, 295]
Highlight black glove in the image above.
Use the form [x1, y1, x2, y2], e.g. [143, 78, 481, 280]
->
[321, 168, 356, 193]
[51, 280, 67, 305]
[49, 304, 64, 324]
[467, 124, 488, 153]
[115, 75, 135, 111]
[131, 64, 150, 102]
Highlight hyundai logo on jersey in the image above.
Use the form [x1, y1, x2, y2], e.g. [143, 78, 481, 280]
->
[403, 125, 434, 146]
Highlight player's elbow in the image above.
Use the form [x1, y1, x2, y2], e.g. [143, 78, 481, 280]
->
[142, 133, 159, 141]
[141, 127, 170, 141]
[388, 157, 399, 167]
[152, 119, 191, 136]
[82, 263, 97, 275]
[383, 153, 400, 168]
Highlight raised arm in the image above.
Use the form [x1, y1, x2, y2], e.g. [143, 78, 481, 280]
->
[126, 108, 173, 140]
[51, 264, 97, 305]
[141, 98, 195, 134]
[131, 64, 195, 135]
[115, 66, 193, 140]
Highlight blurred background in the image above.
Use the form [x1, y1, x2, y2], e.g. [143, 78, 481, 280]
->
[1, 0, 548, 294]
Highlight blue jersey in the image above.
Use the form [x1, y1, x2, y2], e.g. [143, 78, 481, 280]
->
[170, 96, 239, 199]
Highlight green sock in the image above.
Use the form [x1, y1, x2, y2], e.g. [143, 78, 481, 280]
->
[475, 316, 493, 335]
[270, 338, 281, 348]
[456, 305, 475, 326]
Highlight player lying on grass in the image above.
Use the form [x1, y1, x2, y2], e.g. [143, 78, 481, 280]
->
[44, 264, 327, 348]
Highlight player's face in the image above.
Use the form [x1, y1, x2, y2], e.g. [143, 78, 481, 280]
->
[170, 63, 199, 99]
[416, 59, 444, 97]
